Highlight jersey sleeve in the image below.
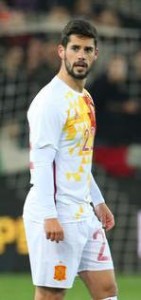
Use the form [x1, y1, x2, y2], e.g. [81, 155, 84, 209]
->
[28, 90, 67, 219]
[90, 173, 105, 207]
[28, 91, 67, 150]
[31, 146, 58, 219]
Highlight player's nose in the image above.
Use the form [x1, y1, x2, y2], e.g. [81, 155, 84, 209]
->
[77, 48, 86, 60]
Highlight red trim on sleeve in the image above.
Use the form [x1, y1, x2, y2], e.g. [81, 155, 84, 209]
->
[53, 161, 57, 203]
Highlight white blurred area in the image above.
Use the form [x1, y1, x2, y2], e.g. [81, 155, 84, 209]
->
[0, 122, 28, 174]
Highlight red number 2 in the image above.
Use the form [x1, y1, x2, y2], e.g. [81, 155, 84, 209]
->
[93, 229, 109, 261]
[82, 128, 95, 151]
[82, 129, 89, 151]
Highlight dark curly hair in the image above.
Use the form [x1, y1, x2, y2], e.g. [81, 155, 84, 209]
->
[61, 19, 98, 48]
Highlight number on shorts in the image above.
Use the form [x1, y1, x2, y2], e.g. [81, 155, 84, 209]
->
[93, 229, 109, 261]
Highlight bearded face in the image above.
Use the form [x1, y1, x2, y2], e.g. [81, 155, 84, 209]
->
[64, 53, 91, 79]
[61, 35, 98, 80]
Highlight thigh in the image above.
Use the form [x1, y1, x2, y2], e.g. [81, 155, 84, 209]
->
[78, 220, 117, 299]
[23, 218, 88, 289]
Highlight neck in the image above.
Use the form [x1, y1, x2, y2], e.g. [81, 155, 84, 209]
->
[57, 68, 86, 93]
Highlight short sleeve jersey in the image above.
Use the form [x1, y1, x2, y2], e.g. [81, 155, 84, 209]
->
[28, 76, 96, 205]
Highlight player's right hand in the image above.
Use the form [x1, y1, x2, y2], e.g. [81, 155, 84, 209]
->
[44, 218, 64, 243]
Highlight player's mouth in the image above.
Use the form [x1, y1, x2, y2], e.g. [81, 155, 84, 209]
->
[74, 61, 88, 68]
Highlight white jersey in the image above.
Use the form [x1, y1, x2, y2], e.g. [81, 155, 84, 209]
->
[23, 76, 104, 222]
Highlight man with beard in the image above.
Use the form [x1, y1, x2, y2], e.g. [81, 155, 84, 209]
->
[23, 19, 118, 300]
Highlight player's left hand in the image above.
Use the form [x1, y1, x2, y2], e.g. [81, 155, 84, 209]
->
[94, 203, 115, 231]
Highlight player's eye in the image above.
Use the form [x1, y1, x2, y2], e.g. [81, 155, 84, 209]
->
[71, 45, 80, 51]
[85, 47, 94, 53]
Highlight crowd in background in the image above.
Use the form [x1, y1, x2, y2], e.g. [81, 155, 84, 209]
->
[0, 0, 141, 29]
[0, 0, 141, 150]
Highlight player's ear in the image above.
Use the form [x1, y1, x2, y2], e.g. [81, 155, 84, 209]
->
[58, 45, 65, 59]
[94, 47, 99, 61]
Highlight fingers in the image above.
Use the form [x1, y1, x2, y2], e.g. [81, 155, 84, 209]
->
[46, 230, 64, 243]
[105, 216, 115, 231]
[100, 212, 115, 231]
[44, 218, 64, 243]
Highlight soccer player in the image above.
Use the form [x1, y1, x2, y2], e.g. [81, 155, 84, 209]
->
[23, 19, 118, 300]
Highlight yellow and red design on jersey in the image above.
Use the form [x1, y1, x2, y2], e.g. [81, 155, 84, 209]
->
[63, 89, 96, 182]
[54, 264, 67, 281]
[83, 89, 96, 129]
[75, 204, 84, 219]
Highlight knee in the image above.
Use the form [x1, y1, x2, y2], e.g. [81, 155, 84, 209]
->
[94, 279, 118, 300]
[103, 280, 118, 297]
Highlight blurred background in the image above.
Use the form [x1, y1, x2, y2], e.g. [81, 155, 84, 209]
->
[0, 0, 141, 299]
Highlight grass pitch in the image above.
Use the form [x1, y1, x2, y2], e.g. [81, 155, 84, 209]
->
[0, 273, 140, 300]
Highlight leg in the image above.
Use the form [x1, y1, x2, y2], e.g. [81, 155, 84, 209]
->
[79, 269, 118, 300]
[34, 286, 66, 300]
[78, 218, 118, 300]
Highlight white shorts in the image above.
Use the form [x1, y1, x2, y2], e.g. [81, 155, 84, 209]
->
[23, 215, 114, 289]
